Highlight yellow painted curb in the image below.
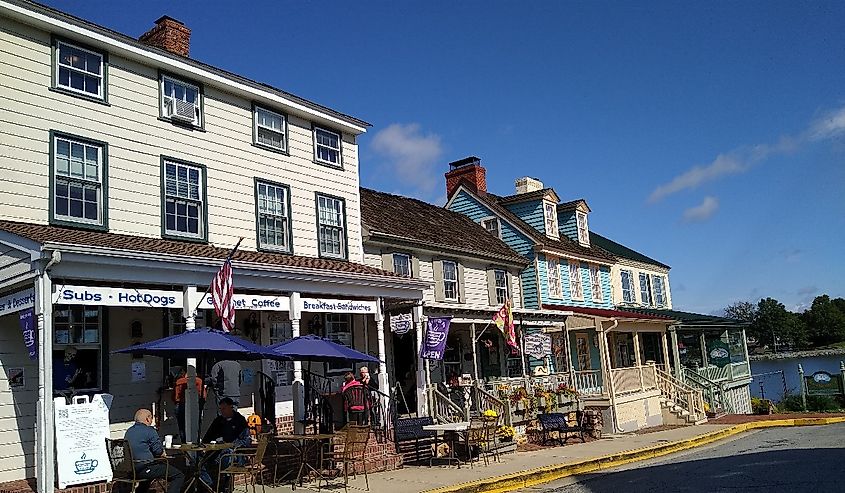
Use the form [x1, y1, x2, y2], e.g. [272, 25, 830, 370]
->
[421, 417, 845, 493]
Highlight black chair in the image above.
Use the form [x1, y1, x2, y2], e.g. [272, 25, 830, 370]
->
[105, 438, 171, 493]
[343, 385, 369, 425]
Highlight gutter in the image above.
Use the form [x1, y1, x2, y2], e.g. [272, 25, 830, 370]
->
[600, 317, 625, 434]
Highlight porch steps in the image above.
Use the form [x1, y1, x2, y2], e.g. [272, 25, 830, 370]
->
[659, 397, 704, 425]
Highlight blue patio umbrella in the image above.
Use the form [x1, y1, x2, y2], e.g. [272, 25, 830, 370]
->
[267, 334, 380, 363]
[113, 327, 288, 361]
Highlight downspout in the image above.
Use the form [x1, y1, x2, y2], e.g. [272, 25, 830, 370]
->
[601, 317, 625, 434]
[37, 250, 61, 493]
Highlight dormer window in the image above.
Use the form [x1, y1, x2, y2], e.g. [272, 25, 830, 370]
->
[481, 217, 501, 238]
[544, 202, 558, 238]
[576, 211, 589, 246]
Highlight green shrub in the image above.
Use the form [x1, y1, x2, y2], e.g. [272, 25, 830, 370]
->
[774, 392, 844, 412]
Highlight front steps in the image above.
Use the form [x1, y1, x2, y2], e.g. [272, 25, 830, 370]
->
[660, 396, 708, 425]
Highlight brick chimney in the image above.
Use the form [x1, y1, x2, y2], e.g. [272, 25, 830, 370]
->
[139, 16, 191, 57]
[445, 156, 487, 198]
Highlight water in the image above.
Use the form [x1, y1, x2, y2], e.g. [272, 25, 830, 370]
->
[749, 354, 845, 402]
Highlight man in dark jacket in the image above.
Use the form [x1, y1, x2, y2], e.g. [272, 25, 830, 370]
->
[199, 398, 250, 489]
[124, 409, 184, 493]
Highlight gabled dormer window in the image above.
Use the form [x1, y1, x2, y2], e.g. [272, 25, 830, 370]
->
[481, 217, 501, 238]
[576, 211, 589, 246]
[544, 202, 559, 238]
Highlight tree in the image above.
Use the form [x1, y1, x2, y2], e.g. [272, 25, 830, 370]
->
[750, 297, 809, 350]
[804, 295, 845, 346]
[723, 301, 757, 322]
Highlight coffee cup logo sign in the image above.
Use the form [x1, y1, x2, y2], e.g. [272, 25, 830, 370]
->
[814, 372, 832, 383]
[54, 394, 112, 488]
[390, 313, 413, 335]
[74, 454, 97, 475]
[420, 317, 451, 360]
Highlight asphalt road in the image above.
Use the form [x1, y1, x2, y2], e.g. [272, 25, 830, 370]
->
[523, 423, 845, 493]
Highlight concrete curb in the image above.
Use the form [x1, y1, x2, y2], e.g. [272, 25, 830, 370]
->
[421, 417, 845, 493]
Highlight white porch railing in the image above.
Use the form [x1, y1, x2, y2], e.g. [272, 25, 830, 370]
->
[655, 367, 706, 422]
[610, 364, 658, 395]
[696, 361, 751, 382]
[574, 370, 603, 396]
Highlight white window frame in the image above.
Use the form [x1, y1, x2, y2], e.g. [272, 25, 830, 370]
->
[544, 201, 559, 237]
[652, 275, 667, 307]
[52, 133, 105, 228]
[442, 260, 459, 301]
[316, 194, 346, 259]
[160, 75, 202, 127]
[589, 264, 603, 302]
[163, 159, 205, 240]
[256, 180, 290, 252]
[253, 106, 287, 152]
[639, 272, 653, 306]
[53, 305, 103, 393]
[569, 261, 584, 301]
[546, 258, 562, 299]
[481, 217, 501, 238]
[393, 253, 412, 277]
[314, 126, 342, 167]
[620, 269, 636, 304]
[576, 211, 590, 246]
[494, 269, 509, 305]
[55, 40, 105, 100]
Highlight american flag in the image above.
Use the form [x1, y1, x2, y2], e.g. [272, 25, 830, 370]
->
[212, 259, 235, 332]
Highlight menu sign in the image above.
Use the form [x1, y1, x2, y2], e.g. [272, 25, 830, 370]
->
[54, 394, 113, 488]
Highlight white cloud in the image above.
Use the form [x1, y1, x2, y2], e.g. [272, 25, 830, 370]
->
[682, 196, 719, 223]
[649, 104, 845, 203]
[370, 123, 443, 196]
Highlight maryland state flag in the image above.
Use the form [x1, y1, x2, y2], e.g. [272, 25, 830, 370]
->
[493, 299, 518, 350]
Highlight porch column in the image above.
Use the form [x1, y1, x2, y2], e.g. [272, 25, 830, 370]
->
[669, 326, 682, 378]
[290, 292, 304, 434]
[470, 323, 479, 381]
[413, 303, 428, 416]
[633, 331, 644, 390]
[700, 332, 708, 367]
[36, 266, 55, 493]
[182, 285, 200, 443]
[375, 298, 390, 395]
[741, 328, 750, 366]
[661, 331, 671, 373]
[597, 318, 612, 392]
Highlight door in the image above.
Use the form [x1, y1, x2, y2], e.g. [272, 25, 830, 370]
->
[575, 333, 591, 370]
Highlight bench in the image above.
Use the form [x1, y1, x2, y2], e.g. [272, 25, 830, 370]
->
[394, 416, 436, 463]
[537, 411, 586, 445]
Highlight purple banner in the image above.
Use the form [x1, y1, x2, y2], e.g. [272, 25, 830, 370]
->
[19, 308, 36, 360]
[420, 317, 451, 360]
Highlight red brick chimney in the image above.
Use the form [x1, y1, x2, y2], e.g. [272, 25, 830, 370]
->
[139, 16, 191, 57]
[445, 156, 487, 198]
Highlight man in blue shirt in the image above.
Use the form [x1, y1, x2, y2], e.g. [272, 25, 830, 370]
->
[124, 409, 184, 493]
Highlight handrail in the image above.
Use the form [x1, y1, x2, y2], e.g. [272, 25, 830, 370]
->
[427, 387, 467, 423]
[655, 368, 706, 422]
[470, 384, 505, 422]
[683, 368, 728, 413]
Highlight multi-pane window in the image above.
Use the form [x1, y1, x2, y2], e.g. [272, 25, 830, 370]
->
[546, 259, 562, 298]
[569, 261, 584, 300]
[161, 75, 201, 126]
[482, 218, 500, 237]
[52, 134, 105, 227]
[494, 269, 509, 305]
[442, 261, 458, 300]
[589, 264, 603, 302]
[325, 313, 353, 373]
[314, 127, 341, 166]
[639, 273, 653, 306]
[268, 319, 294, 385]
[544, 202, 558, 236]
[53, 305, 102, 392]
[163, 160, 204, 239]
[620, 270, 636, 303]
[576, 211, 590, 246]
[254, 106, 286, 151]
[256, 181, 289, 251]
[55, 41, 104, 99]
[652, 275, 666, 307]
[393, 253, 411, 277]
[316, 194, 346, 258]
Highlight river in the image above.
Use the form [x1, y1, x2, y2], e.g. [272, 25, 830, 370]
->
[749, 354, 845, 401]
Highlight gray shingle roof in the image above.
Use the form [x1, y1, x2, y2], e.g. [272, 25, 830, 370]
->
[589, 232, 670, 269]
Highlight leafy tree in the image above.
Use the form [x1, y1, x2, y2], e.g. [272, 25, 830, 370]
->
[723, 301, 757, 322]
[804, 295, 845, 346]
[750, 297, 809, 350]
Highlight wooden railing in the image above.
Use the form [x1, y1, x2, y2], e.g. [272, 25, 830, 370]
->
[655, 367, 706, 422]
[470, 385, 505, 421]
[574, 370, 603, 396]
[697, 361, 751, 382]
[610, 365, 658, 395]
[427, 387, 466, 423]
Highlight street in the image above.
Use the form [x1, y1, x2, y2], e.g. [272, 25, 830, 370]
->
[523, 423, 845, 493]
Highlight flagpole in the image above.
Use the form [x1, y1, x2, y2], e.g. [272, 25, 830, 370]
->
[193, 237, 244, 316]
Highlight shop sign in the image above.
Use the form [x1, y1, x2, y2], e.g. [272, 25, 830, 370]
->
[55, 394, 112, 488]
[19, 308, 36, 360]
[390, 313, 413, 335]
[300, 298, 377, 314]
[706, 339, 731, 368]
[420, 317, 451, 360]
[805, 371, 843, 396]
[524, 333, 552, 360]
[198, 293, 290, 311]
[53, 285, 183, 308]
[0, 288, 34, 317]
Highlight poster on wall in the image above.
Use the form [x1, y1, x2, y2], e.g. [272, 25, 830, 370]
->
[524, 333, 552, 360]
[131, 361, 146, 382]
[7, 368, 24, 389]
[54, 394, 113, 489]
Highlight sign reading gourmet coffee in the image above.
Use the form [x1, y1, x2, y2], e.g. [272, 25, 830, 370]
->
[198, 293, 290, 311]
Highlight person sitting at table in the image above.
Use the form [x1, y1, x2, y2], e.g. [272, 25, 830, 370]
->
[341, 372, 367, 425]
[173, 368, 207, 444]
[124, 409, 185, 493]
[199, 398, 251, 489]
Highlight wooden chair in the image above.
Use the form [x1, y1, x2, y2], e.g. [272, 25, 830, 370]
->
[463, 418, 495, 468]
[319, 424, 370, 492]
[217, 434, 270, 493]
[105, 438, 170, 493]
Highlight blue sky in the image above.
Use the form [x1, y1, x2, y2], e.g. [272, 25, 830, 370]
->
[43, 1, 845, 314]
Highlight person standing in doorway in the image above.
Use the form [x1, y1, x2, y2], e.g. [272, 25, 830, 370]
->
[210, 359, 242, 410]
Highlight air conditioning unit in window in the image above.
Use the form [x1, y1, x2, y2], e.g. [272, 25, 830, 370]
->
[165, 98, 197, 123]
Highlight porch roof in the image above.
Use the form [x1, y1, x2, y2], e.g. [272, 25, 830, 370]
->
[424, 302, 571, 325]
[629, 308, 749, 328]
[542, 304, 673, 322]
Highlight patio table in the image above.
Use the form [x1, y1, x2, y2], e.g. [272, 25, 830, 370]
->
[275, 433, 338, 489]
[166, 442, 233, 493]
[423, 422, 470, 468]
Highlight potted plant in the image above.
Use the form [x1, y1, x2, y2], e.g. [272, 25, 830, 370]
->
[555, 383, 577, 406]
[534, 388, 553, 414]
[497, 425, 516, 442]
[509, 387, 529, 413]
